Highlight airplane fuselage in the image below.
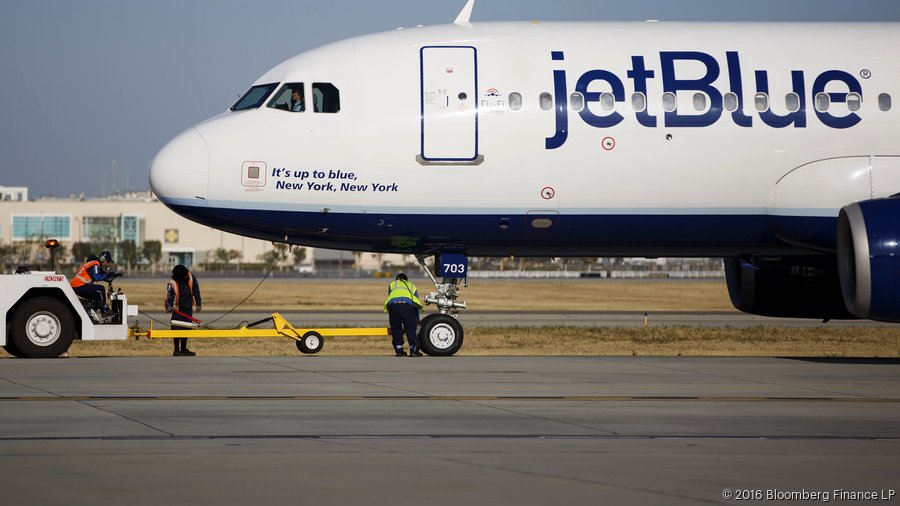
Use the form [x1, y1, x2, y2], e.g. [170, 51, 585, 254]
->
[150, 21, 900, 257]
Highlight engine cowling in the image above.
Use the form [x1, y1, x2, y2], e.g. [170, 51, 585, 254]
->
[837, 197, 900, 322]
[725, 256, 856, 320]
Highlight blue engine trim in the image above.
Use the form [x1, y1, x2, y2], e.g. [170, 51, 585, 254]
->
[165, 203, 836, 256]
[858, 199, 900, 321]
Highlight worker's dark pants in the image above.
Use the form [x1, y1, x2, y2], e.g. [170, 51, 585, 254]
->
[170, 322, 190, 352]
[387, 302, 419, 351]
[73, 284, 106, 310]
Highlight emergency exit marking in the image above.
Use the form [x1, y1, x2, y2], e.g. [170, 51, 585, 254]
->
[541, 187, 555, 200]
[602, 137, 616, 151]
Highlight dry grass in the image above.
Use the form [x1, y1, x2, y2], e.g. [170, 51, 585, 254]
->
[116, 278, 734, 311]
[461, 325, 899, 357]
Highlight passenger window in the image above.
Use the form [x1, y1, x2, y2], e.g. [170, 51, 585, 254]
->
[662, 92, 676, 112]
[785, 93, 800, 112]
[509, 92, 523, 111]
[723, 92, 738, 112]
[847, 92, 861, 112]
[631, 92, 646, 112]
[266, 83, 305, 112]
[754, 93, 769, 112]
[231, 83, 279, 111]
[879, 93, 892, 112]
[539, 92, 553, 111]
[312, 83, 341, 113]
[693, 92, 707, 112]
[600, 92, 615, 111]
[815, 92, 831, 112]
[570, 92, 584, 112]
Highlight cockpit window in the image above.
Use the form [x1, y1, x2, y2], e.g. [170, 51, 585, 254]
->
[267, 83, 305, 112]
[231, 83, 278, 111]
[312, 83, 340, 113]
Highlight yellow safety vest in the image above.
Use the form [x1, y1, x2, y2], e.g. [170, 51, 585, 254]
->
[384, 279, 423, 311]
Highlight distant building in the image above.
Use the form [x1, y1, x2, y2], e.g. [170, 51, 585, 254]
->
[0, 186, 28, 202]
[0, 188, 413, 272]
[0, 190, 286, 269]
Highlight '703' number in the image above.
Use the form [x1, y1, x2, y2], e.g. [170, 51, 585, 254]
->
[442, 263, 466, 275]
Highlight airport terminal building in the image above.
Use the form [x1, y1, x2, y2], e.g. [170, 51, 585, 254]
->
[0, 187, 410, 273]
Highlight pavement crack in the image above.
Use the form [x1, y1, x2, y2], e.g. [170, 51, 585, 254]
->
[0, 375, 63, 397]
[606, 358, 873, 399]
[235, 357, 432, 396]
[78, 401, 174, 437]
[0, 374, 173, 437]
[459, 400, 620, 436]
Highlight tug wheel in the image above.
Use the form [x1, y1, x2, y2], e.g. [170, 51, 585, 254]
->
[296, 331, 324, 354]
[10, 297, 75, 358]
[2, 340, 27, 358]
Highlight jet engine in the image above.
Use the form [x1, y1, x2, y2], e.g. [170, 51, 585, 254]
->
[837, 197, 900, 322]
[724, 256, 856, 320]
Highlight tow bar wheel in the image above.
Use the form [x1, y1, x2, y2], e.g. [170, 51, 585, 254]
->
[296, 331, 324, 354]
[418, 313, 464, 357]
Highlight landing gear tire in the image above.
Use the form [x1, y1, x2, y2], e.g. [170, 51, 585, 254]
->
[10, 297, 75, 358]
[296, 331, 324, 354]
[418, 314, 463, 357]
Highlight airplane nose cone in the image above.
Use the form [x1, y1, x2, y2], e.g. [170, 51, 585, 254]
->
[149, 127, 209, 205]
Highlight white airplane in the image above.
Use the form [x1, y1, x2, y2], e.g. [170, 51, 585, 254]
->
[150, 0, 900, 355]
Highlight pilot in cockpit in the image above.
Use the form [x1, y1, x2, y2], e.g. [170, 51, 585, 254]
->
[291, 89, 304, 112]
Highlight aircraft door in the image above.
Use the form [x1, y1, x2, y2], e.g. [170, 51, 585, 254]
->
[419, 46, 481, 163]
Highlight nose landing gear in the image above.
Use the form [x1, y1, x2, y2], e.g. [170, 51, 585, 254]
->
[415, 254, 467, 356]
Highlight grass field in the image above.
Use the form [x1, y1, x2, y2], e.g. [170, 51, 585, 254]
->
[3, 278, 898, 358]
[116, 277, 736, 311]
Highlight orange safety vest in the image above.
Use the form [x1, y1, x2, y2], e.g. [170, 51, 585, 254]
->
[71, 260, 100, 288]
[165, 273, 195, 310]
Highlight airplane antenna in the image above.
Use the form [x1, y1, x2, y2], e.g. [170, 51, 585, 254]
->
[454, 0, 475, 25]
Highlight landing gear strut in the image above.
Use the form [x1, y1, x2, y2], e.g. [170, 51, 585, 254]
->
[416, 255, 467, 356]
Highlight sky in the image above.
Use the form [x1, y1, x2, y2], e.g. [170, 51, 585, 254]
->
[2, 0, 900, 198]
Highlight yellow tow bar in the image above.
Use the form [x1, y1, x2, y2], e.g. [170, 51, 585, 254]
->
[129, 313, 389, 354]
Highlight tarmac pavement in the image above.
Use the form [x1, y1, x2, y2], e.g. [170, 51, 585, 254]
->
[0, 355, 898, 505]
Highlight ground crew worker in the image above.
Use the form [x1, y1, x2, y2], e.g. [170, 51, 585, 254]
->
[384, 273, 424, 357]
[70, 250, 115, 317]
[165, 264, 202, 357]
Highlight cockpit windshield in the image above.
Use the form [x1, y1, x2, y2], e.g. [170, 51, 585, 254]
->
[231, 83, 278, 111]
[267, 83, 305, 112]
